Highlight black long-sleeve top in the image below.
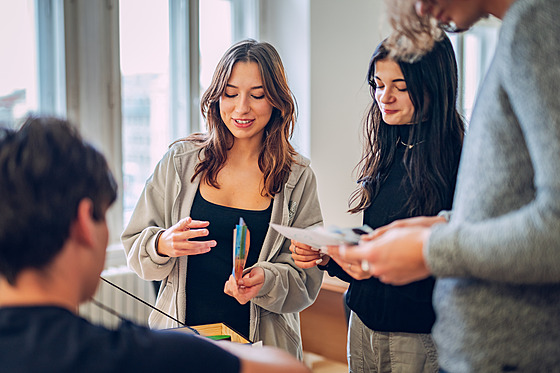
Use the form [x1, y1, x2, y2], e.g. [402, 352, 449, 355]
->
[323, 129, 455, 333]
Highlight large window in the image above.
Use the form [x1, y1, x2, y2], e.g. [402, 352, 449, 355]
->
[120, 0, 173, 224]
[450, 17, 500, 122]
[0, 0, 66, 128]
[120, 0, 256, 226]
[0, 0, 38, 127]
[0, 0, 257, 239]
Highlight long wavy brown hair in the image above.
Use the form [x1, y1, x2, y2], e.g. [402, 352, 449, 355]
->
[186, 39, 297, 197]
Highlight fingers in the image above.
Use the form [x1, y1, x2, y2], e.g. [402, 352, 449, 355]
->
[331, 242, 375, 263]
[291, 250, 322, 262]
[224, 274, 255, 305]
[173, 217, 210, 231]
[293, 258, 324, 269]
[361, 216, 445, 243]
[186, 219, 211, 229]
[333, 226, 431, 285]
[162, 217, 217, 257]
[238, 268, 264, 287]
[290, 242, 324, 268]
[171, 242, 215, 256]
[223, 275, 236, 296]
[175, 216, 192, 231]
[160, 227, 216, 257]
[291, 240, 317, 251]
[290, 242, 319, 256]
[361, 221, 401, 241]
[328, 252, 371, 280]
[176, 227, 211, 240]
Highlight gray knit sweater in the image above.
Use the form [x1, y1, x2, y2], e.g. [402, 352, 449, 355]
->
[426, 0, 560, 371]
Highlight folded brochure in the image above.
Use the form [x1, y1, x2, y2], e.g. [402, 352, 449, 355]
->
[269, 223, 373, 252]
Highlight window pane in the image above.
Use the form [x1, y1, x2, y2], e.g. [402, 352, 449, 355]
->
[120, 0, 171, 225]
[456, 20, 500, 121]
[199, 0, 232, 93]
[0, 0, 38, 127]
[199, 0, 233, 131]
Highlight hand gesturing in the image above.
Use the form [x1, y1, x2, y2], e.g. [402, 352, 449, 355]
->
[156, 217, 217, 257]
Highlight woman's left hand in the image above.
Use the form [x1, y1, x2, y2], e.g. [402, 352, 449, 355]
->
[224, 267, 265, 305]
[329, 245, 372, 280]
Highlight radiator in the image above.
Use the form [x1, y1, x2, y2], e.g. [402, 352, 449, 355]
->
[79, 265, 156, 329]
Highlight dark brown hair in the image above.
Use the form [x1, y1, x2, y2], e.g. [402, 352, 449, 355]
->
[0, 116, 117, 284]
[349, 34, 464, 216]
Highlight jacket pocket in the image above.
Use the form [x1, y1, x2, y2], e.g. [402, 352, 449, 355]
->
[259, 310, 302, 359]
[148, 280, 177, 329]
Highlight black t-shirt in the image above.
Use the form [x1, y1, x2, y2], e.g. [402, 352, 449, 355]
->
[324, 128, 456, 333]
[0, 306, 240, 373]
[186, 188, 272, 339]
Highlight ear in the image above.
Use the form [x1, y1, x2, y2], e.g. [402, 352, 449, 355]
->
[69, 199, 96, 248]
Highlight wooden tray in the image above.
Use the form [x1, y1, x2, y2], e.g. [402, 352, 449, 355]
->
[175, 323, 250, 344]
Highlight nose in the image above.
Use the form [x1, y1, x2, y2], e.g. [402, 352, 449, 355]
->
[235, 94, 251, 114]
[379, 88, 395, 104]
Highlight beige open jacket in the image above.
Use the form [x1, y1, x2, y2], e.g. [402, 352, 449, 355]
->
[121, 140, 323, 358]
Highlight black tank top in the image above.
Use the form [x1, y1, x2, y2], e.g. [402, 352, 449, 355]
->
[185, 188, 272, 339]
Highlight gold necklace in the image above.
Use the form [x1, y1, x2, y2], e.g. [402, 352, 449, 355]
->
[398, 138, 424, 149]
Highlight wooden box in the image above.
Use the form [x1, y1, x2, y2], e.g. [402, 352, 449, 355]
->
[175, 323, 250, 344]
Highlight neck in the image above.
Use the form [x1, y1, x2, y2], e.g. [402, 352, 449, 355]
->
[0, 273, 79, 312]
[0, 246, 84, 312]
[487, 0, 516, 19]
[228, 137, 263, 162]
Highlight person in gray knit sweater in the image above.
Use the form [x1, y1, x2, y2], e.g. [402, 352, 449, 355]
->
[331, 0, 560, 372]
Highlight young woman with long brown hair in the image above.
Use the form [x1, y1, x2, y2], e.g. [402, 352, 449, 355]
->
[122, 39, 323, 358]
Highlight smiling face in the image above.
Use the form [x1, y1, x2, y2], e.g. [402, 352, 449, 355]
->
[219, 61, 274, 143]
[374, 59, 415, 125]
[415, 0, 488, 30]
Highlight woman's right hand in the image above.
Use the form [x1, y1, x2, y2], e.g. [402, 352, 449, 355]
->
[156, 217, 217, 257]
[290, 240, 329, 269]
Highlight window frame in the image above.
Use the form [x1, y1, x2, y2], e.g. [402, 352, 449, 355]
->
[60, 0, 258, 245]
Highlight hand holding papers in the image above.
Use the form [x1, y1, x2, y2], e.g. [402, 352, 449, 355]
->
[270, 223, 373, 253]
[233, 218, 250, 280]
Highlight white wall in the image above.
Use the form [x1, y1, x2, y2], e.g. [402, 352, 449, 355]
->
[260, 0, 390, 227]
[259, 0, 311, 156]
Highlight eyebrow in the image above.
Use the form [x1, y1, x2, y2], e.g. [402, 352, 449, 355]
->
[226, 84, 264, 90]
[374, 76, 406, 83]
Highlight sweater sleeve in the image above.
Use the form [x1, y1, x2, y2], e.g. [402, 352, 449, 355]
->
[426, 3, 560, 285]
[121, 149, 178, 281]
[251, 166, 325, 314]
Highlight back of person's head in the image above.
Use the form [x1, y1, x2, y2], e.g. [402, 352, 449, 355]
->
[350, 33, 464, 215]
[0, 116, 117, 285]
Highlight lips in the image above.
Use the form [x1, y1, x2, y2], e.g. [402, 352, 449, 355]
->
[383, 109, 398, 115]
[233, 119, 254, 128]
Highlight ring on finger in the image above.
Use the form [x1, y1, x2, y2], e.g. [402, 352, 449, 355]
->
[361, 260, 370, 272]
[347, 263, 352, 270]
